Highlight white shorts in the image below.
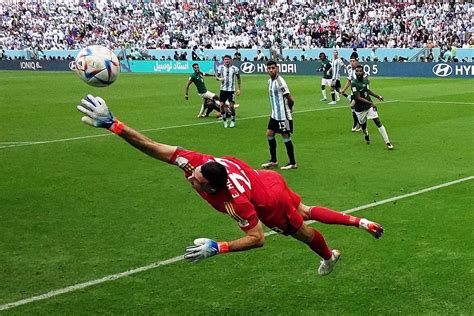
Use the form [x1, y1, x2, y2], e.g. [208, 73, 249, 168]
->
[321, 79, 332, 86]
[355, 107, 379, 124]
[198, 91, 216, 99]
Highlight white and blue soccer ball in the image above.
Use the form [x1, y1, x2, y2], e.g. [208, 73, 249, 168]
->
[74, 45, 120, 87]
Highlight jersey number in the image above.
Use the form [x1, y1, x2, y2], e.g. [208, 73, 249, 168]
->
[214, 158, 252, 194]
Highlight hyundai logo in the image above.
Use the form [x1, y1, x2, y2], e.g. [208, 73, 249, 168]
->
[69, 61, 77, 71]
[240, 62, 256, 74]
[432, 63, 452, 77]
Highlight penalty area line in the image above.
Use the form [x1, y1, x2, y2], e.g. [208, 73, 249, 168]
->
[0, 175, 472, 311]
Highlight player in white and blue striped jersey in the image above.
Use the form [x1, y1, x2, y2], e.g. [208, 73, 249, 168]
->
[216, 55, 241, 128]
[261, 61, 297, 170]
[328, 50, 346, 105]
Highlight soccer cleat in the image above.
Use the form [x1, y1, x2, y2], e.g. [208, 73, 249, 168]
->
[364, 135, 370, 144]
[351, 124, 361, 132]
[336, 97, 341, 101]
[318, 249, 341, 276]
[386, 142, 394, 150]
[223, 120, 228, 128]
[261, 161, 278, 169]
[320, 98, 327, 101]
[280, 163, 298, 170]
[359, 219, 384, 239]
[328, 101, 337, 105]
[229, 121, 235, 128]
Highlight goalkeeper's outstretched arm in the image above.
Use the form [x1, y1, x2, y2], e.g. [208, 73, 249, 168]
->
[117, 125, 177, 163]
[76, 94, 176, 162]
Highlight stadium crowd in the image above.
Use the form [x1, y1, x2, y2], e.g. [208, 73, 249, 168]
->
[0, 0, 472, 57]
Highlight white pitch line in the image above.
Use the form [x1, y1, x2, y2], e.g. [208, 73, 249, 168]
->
[401, 100, 474, 105]
[0, 101, 400, 150]
[1, 175, 472, 311]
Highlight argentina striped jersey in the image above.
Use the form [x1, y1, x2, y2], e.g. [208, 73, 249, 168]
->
[268, 75, 292, 121]
[331, 58, 345, 80]
[217, 65, 240, 92]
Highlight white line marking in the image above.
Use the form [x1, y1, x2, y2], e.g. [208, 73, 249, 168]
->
[401, 100, 474, 105]
[1, 175, 472, 311]
[0, 101, 400, 150]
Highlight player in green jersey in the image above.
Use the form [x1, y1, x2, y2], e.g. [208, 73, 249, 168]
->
[351, 65, 394, 150]
[318, 52, 332, 102]
[185, 63, 219, 118]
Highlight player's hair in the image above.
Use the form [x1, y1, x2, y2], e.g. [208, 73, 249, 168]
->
[355, 65, 363, 70]
[201, 162, 228, 189]
[267, 60, 277, 67]
[350, 52, 359, 60]
[319, 52, 326, 57]
[223, 55, 232, 59]
[192, 63, 199, 67]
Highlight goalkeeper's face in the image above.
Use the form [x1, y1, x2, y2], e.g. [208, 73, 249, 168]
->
[187, 166, 213, 193]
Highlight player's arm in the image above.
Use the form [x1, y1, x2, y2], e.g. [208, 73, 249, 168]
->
[236, 73, 241, 96]
[368, 89, 384, 101]
[284, 93, 295, 111]
[184, 221, 265, 263]
[184, 79, 192, 100]
[352, 90, 373, 107]
[76, 95, 177, 162]
[340, 79, 351, 95]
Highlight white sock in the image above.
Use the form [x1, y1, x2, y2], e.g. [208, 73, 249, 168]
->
[322, 90, 327, 99]
[378, 125, 390, 143]
[336, 92, 340, 100]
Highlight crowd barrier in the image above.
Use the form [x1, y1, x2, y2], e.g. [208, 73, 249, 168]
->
[1, 60, 473, 78]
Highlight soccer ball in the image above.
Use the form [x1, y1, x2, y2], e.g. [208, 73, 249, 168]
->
[74, 45, 120, 87]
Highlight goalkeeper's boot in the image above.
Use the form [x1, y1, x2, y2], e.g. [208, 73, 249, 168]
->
[359, 218, 384, 239]
[320, 98, 327, 102]
[328, 101, 337, 105]
[318, 249, 341, 276]
[223, 120, 229, 128]
[229, 121, 235, 128]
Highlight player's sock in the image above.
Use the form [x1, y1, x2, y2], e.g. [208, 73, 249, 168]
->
[221, 112, 227, 121]
[331, 91, 336, 101]
[283, 138, 296, 165]
[309, 206, 360, 227]
[205, 107, 213, 117]
[377, 125, 390, 143]
[336, 91, 340, 100]
[352, 110, 359, 127]
[361, 122, 368, 135]
[307, 228, 332, 260]
[321, 89, 327, 100]
[268, 136, 277, 162]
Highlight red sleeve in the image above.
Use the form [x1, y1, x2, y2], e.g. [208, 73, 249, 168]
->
[168, 147, 215, 176]
[225, 199, 259, 232]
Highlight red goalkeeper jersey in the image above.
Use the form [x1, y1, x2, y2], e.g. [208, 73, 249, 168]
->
[169, 147, 302, 234]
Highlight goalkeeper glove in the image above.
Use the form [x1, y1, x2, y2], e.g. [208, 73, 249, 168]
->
[184, 238, 229, 263]
[77, 95, 123, 134]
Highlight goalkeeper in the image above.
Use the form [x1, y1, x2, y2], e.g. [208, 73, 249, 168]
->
[76, 95, 384, 276]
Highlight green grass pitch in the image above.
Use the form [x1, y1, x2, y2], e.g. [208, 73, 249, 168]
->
[0, 70, 473, 314]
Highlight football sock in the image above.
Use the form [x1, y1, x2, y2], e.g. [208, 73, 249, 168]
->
[331, 92, 336, 101]
[205, 107, 213, 116]
[361, 122, 368, 135]
[283, 138, 296, 165]
[308, 228, 332, 260]
[221, 112, 227, 121]
[309, 206, 360, 227]
[321, 89, 327, 99]
[231, 115, 235, 122]
[268, 136, 277, 162]
[378, 125, 390, 143]
[352, 111, 359, 127]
